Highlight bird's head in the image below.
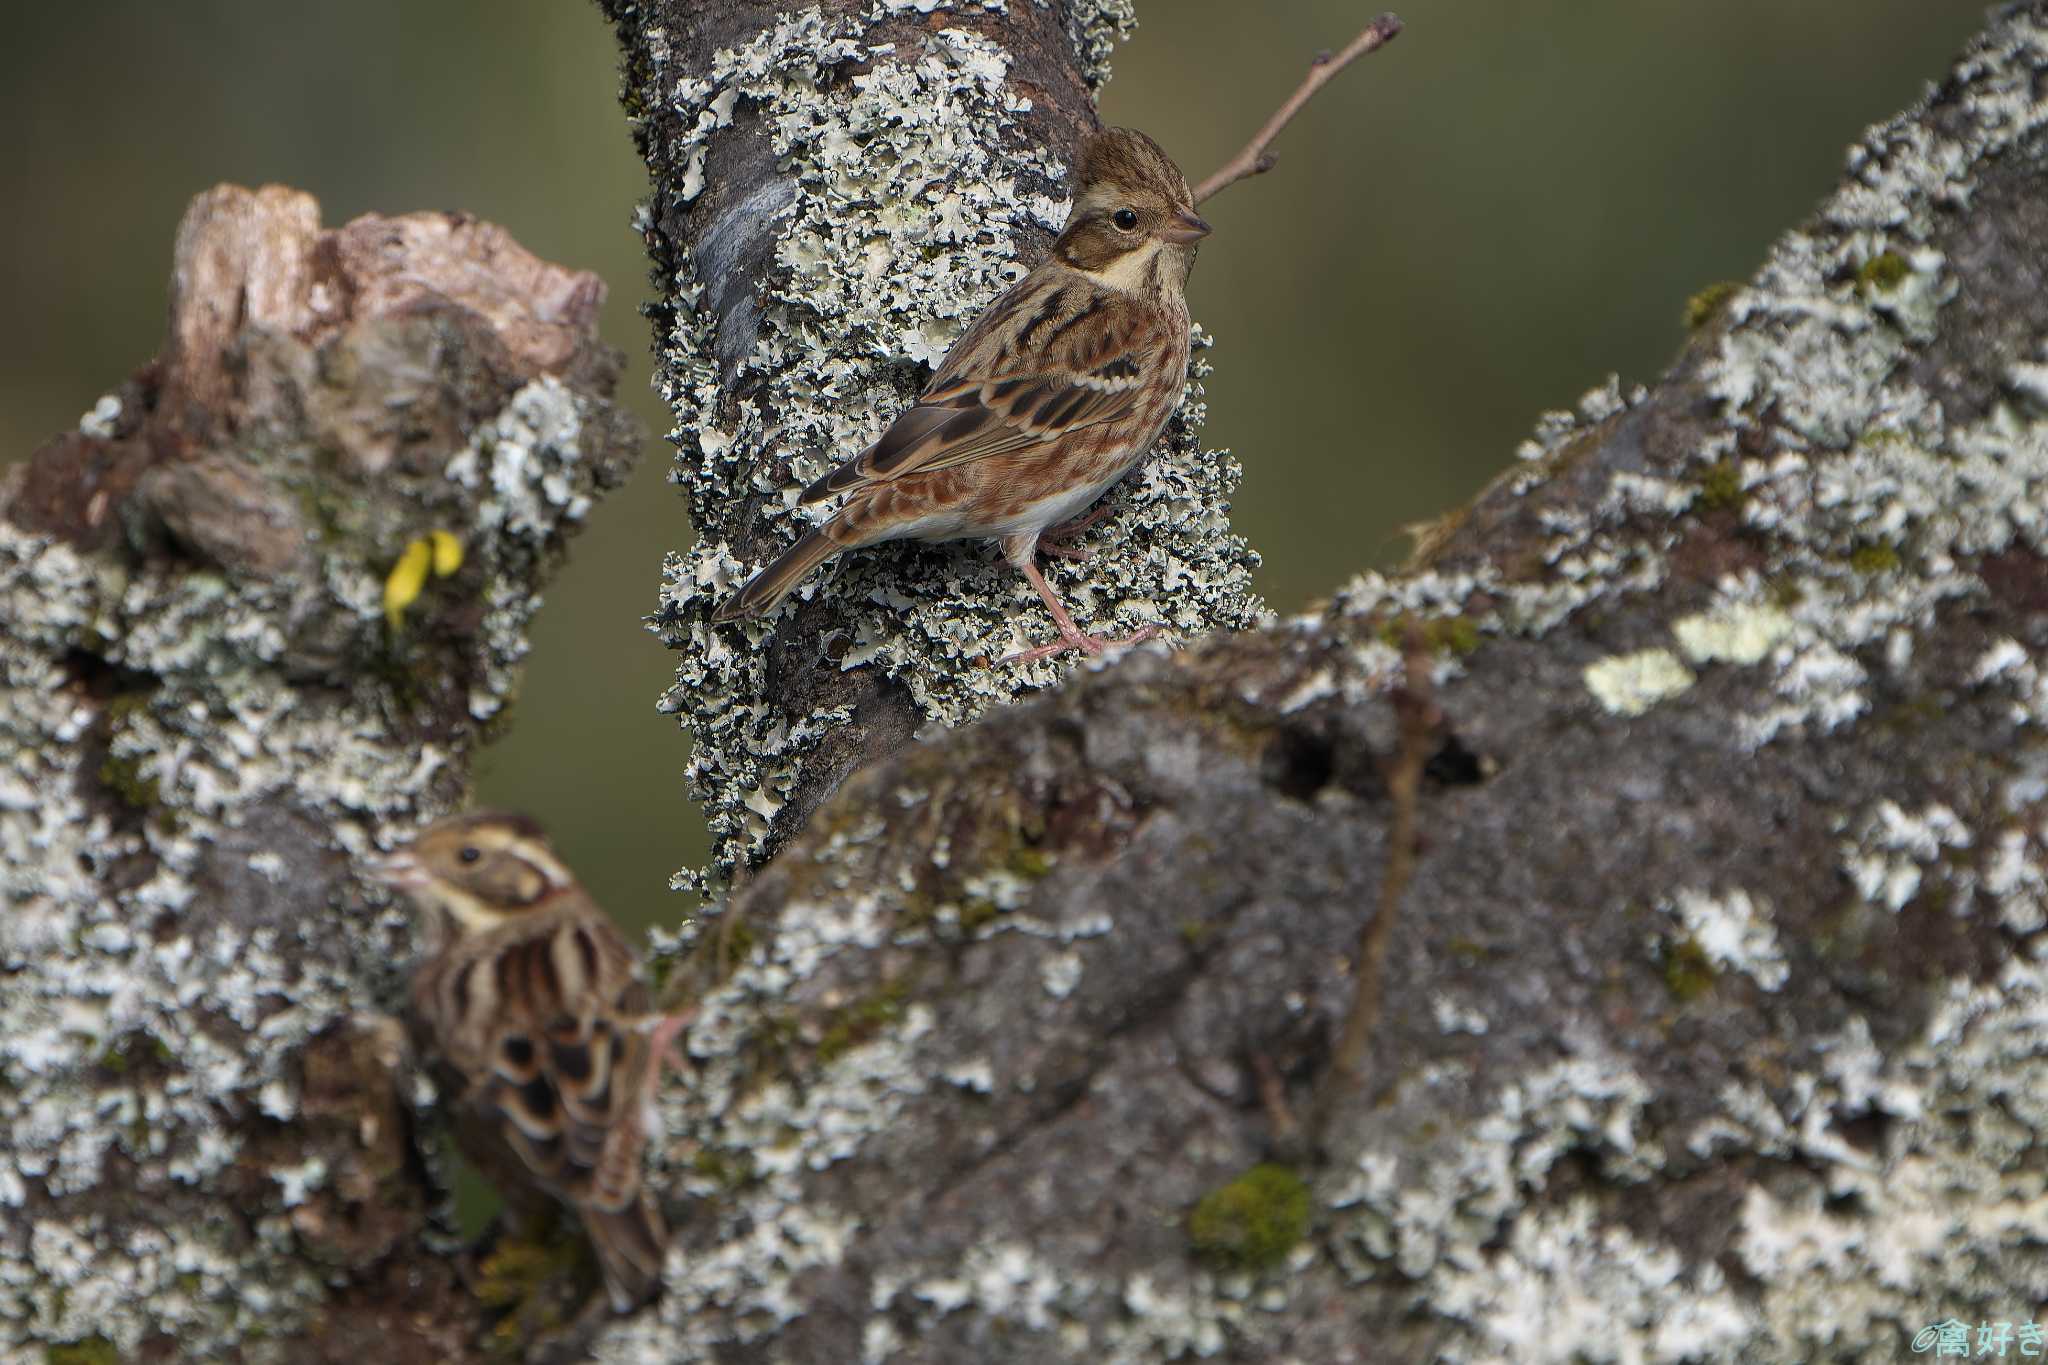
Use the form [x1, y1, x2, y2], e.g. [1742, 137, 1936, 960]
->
[1053, 126, 1210, 293]
[370, 810, 574, 934]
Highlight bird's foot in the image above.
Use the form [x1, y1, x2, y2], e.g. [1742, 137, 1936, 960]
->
[1038, 540, 1095, 563]
[1001, 623, 1159, 666]
[1037, 505, 1114, 560]
[639, 1008, 697, 1088]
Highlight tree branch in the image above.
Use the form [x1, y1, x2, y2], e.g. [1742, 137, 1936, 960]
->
[1313, 622, 1438, 1140]
[1191, 12, 1404, 206]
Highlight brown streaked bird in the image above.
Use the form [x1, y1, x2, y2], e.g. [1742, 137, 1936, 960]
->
[371, 811, 685, 1313]
[715, 126, 1211, 663]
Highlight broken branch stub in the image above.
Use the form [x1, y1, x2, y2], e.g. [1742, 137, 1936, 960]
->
[0, 183, 640, 1361]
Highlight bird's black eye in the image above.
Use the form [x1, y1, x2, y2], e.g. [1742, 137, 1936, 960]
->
[1112, 208, 1139, 231]
[459, 846, 481, 864]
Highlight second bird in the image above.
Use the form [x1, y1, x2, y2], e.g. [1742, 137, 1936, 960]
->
[715, 127, 1210, 663]
[373, 811, 674, 1313]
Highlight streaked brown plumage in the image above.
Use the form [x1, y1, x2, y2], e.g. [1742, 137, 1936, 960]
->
[371, 811, 673, 1313]
[715, 126, 1211, 662]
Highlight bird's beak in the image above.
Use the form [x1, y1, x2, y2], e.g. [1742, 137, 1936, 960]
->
[367, 850, 427, 890]
[1160, 210, 1211, 244]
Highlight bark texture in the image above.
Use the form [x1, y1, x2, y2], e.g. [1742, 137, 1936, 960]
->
[0, 185, 640, 1361]
[589, 3, 2048, 1362]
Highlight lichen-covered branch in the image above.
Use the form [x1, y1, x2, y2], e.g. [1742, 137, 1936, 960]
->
[587, 7, 2048, 1360]
[602, 0, 1261, 885]
[0, 185, 640, 1361]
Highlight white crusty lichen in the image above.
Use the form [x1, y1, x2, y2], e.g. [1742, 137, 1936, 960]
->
[1326, 8, 2048, 753]
[1839, 799, 1974, 913]
[1064, 0, 1138, 88]
[644, 6, 1260, 883]
[1311, 942, 2048, 1363]
[1654, 887, 1790, 991]
[0, 376, 616, 1359]
[1583, 647, 1696, 718]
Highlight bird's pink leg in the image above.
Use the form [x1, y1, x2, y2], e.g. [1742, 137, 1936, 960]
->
[1001, 557, 1158, 665]
[1037, 504, 1116, 562]
[638, 1008, 697, 1100]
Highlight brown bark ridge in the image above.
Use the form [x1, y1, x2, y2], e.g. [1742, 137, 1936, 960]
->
[601, 0, 1262, 888]
[585, 5, 2048, 1362]
[0, 185, 640, 1361]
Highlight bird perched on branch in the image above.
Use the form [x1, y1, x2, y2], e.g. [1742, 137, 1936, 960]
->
[371, 810, 686, 1313]
[715, 126, 1211, 663]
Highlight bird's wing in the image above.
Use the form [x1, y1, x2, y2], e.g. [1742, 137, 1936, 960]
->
[802, 280, 1159, 502]
[458, 912, 653, 1213]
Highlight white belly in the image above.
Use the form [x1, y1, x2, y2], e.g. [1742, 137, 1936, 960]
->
[869, 471, 1126, 546]
[979, 475, 1123, 539]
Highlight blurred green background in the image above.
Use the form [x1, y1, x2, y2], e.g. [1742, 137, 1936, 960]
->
[4, 2, 1980, 934]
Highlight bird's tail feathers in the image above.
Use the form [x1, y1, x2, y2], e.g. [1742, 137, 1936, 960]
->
[584, 1195, 668, 1313]
[712, 529, 841, 623]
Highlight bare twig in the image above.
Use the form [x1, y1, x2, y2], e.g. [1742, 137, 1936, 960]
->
[1250, 1050, 1302, 1148]
[1191, 12, 1403, 206]
[1314, 624, 1440, 1137]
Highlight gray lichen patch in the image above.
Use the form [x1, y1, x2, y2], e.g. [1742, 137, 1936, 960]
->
[1, 185, 638, 1358]
[638, 8, 1260, 885]
[1062, 0, 1138, 89]
[1329, 972, 2048, 1363]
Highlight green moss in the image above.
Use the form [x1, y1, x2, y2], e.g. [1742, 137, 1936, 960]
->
[720, 919, 757, 968]
[1661, 937, 1716, 1002]
[646, 949, 678, 993]
[1444, 936, 1496, 965]
[1849, 542, 1901, 574]
[1682, 281, 1740, 331]
[1376, 612, 1482, 657]
[1186, 1164, 1311, 1272]
[98, 1030, 172, 1074]
[98, 753, 159, 811]
[1858, 251, 1910, 291]
[691, 1146, 759, 1190]
[288, 480, 350, 546]
[957, 898, 1001, 934]
[1178, 917, 1213, 947]
[816, 978, 912, 1063]
[1694, 459, 1746, 512]
[46, 1342, 119, 1365]
[1006, 846, 1052, 880]
[472, 1228, 584, 1348]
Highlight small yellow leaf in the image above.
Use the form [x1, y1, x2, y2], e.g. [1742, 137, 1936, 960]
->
[384, 539, 433, 629]
[428, 529, 464, 577]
